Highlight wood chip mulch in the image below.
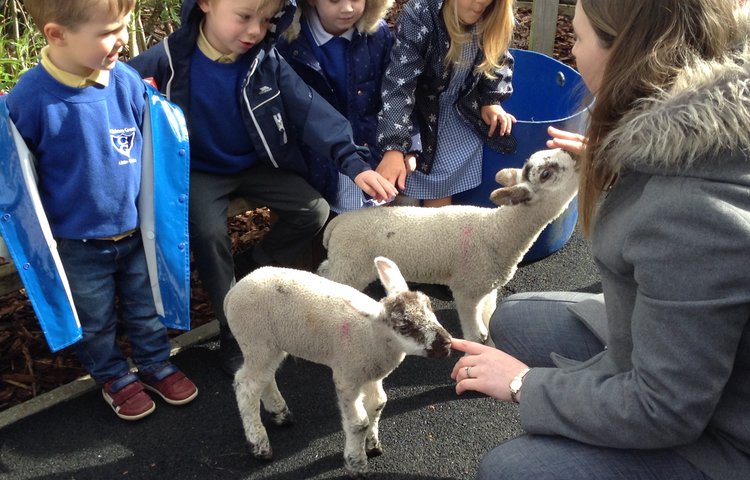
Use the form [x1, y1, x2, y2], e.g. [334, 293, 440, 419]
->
[0, 9, 574, 414]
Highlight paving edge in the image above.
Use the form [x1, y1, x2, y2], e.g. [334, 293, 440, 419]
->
[0, 319, 220, 431]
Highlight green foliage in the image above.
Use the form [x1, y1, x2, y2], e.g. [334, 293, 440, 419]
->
[0, 0, 45, 91]
[0, 0, 183, 92]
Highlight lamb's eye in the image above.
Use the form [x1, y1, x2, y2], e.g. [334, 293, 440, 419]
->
[540, 169, 552, 181]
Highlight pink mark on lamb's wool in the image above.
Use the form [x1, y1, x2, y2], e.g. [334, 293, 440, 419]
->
[340, 320, 351, 340]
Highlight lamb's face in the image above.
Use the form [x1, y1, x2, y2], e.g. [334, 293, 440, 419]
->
[381, 292, 452, 358]
[490, 148, 579, 206]
[523, 149, 578, 196]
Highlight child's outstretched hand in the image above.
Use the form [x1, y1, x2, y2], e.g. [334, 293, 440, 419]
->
[482, 104, 516, 137]
[376, 150, 410, 191]
[354, 170, 399, 203]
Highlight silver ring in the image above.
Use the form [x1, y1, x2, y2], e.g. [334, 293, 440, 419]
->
[465, 366, 472, 378]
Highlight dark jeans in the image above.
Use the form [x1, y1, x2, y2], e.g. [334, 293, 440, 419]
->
[58, 234, 171, 384]
[480, 292, 708, 480]
[189, 165, 329, 325]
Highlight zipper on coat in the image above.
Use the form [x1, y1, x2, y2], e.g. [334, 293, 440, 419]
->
[272, 113, 287, 145]
[242, 57, 279, 168]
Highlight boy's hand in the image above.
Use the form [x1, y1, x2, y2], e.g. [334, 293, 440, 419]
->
[482, 105, 516, 137]
[376, 150, 409, 191]
[354, 170, 399, 203]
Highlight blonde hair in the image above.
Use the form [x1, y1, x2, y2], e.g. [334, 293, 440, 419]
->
[297, 0, 393, 35]
[442, 0, 515, 78]
[202, 0, 284, 13]
[23, 0, 136, 32]
[576, 0, 737, 235]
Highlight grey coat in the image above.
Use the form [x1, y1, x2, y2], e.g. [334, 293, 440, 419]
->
[520, 11, 750, 480]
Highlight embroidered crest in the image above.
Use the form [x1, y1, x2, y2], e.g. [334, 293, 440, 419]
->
[110, 127, 136, 158]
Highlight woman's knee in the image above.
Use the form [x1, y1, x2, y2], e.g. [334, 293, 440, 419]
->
[477, 437, 533, 480]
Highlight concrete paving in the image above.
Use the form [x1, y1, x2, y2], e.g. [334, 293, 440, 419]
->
[0, 227, 600, 480]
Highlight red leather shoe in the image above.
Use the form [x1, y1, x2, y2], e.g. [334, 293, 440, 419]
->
[141, 364, 198, 406]
[102, 373, 155, 421]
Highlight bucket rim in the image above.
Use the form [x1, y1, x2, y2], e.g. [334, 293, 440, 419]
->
[507, 48, 595, 125]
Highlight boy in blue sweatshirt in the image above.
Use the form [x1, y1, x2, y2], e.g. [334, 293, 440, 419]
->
[5, 0, 198, 421]
[129, 0, 397, 375]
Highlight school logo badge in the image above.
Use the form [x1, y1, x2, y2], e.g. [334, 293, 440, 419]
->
[110, 127, 136, 158]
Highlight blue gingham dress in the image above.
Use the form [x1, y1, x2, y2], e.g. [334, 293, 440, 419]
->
[331, 172, 368, 213]
[404, 37, 483, 200]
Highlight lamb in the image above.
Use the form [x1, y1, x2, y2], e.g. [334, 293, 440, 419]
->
[224, 256, 452, 479]
[318, 148, 579, 344]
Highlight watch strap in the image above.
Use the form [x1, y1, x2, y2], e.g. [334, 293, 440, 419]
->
[510, 367, 531, 404]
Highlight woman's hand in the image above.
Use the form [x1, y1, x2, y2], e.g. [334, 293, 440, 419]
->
[546, 126, 587, 155]
[450, 338, 529, 402]
[376, 150, 409, 191]
[482, 104, 516, 137]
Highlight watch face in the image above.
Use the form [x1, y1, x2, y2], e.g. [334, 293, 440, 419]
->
[510, 378, 522, 391]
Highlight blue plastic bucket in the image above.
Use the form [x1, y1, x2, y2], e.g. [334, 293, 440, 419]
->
[453, 48, 592, 262]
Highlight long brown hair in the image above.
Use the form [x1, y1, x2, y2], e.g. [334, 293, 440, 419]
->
[577, 0, 736, 235]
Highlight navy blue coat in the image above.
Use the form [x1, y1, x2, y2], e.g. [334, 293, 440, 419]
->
[128, 0, 373, 191]
[276, 18, 392, 202]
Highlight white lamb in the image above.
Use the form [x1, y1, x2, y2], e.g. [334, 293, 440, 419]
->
[318, 148, 579, 344]
[224, 256, 452, 479]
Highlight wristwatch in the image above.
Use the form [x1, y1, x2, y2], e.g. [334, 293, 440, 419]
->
[509, 367, 531, 404]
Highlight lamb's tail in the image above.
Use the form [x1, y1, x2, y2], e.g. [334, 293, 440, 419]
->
[321, 213, 341, 250]
[222, 282, 236, 323]
[316, 259, 330, 277]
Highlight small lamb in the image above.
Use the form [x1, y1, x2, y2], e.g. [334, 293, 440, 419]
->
[224, 256, 452, 479]
[318, 148, 579, 343]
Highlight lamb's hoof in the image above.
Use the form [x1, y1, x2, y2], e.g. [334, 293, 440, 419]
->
[270, 407, 294, 427]
[366, 445, 383, 458]
[345, 468, 369, 479]
[466, 332, 489, 345]
[345, 455, 369, 479]
[250, 443, 273, 462]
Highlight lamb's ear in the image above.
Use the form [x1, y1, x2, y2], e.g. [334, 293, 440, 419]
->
[374, 256, 409, 295]
[495, 168, 520, 187]
[490, 185, 532, 206]
[343, 297, 381, 320]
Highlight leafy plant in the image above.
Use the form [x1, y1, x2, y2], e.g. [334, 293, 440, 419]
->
[0, 0, 45, 91]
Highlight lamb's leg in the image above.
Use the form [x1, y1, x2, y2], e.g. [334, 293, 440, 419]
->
[452, 290, 489, 344]
[362, 380, 386, 457]
[478, 289, 498, 347]
[334, 376, 370, 479]
[480, 289, 498, 330]
[233, 351, 286, 461]
[261, 377, 294, 427]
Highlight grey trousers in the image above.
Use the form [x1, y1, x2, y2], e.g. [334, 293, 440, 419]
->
[479, 292, 707, 480]
[189, 165, 329, 325]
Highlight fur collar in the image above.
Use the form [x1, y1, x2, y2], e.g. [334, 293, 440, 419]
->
[282, 0, 394, 41]
[602, 6, 750, 173]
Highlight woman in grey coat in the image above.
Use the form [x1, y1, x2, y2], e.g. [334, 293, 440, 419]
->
[450, 1, 750, 479]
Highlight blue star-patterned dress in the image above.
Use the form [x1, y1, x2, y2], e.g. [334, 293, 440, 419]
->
[377, 0, 513, 201]
[404, 37, 482, 199]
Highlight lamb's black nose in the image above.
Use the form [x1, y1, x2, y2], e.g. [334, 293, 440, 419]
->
[428, 334, 452, 358]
